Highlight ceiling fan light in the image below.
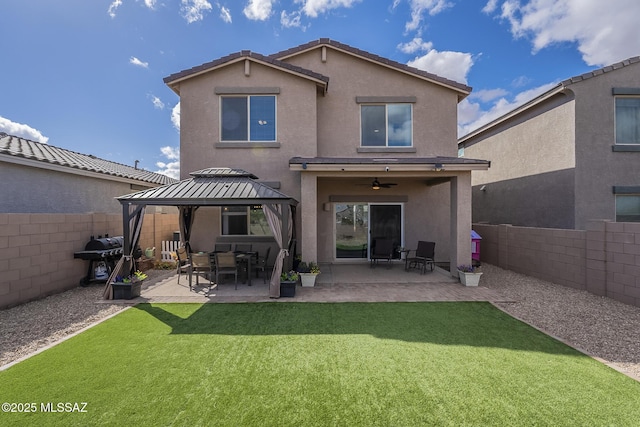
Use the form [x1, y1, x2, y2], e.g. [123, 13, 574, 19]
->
[372, 184, 380, 190]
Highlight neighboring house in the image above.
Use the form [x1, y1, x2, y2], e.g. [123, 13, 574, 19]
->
[0, 132, 175, 214]
[0, 133, 177, 308]
[163, 38, 489, 270]
[458, 56, 640, 230]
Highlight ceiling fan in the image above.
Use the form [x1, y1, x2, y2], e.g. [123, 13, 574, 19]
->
[369, 177, 397, 190]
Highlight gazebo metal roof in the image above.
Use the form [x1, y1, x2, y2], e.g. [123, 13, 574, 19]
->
[117, 168, 297, 206]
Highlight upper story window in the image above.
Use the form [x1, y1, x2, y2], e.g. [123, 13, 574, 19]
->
[616, 195, 640, 222]
[360, 103, 413, 147]
[221, 95, 276, 142]
[615, 97, 640, 144]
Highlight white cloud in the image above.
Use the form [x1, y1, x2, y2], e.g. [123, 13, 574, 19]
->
[0, 116, 49, 143]
[281, 10, 305, 29]
[160, 145, 180, 161]
[482, 0, 498, 14]
[458, 82, 558, 137]
[401, 0, 454, 32]
[156, 146, 180, 179]
[299, 0, 362, 18]
[129, 56, 149, 68]
[243, 0, 273, 21]
[407, 47, 473, 84]
[108, 0, 123, 18]
[469, 88, 509, 103]
[220, 6, 232, 23]
[497, 0, 640, 66]
[144, 0, 157, 9]
[150, 95, 165, 110]
[171, 103, 181, 131]
[397, 37, 433, 54]
[181, 0, 213, 23]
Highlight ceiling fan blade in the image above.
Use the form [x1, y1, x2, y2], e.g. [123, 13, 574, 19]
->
[380, 183, 398, 188]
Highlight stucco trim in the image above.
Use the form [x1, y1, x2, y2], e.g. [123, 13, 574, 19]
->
[357, 147, 417, 153]
[216, 142, 281, 148]
[612, 88, 640, 95]
[613, 186, 640, 194]
[215, 87, 281, 94]
[355, 96, 417, 103]
[612, 145, 640, 152]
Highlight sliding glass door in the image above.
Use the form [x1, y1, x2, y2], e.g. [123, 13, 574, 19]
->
[335, 203, 403, 259]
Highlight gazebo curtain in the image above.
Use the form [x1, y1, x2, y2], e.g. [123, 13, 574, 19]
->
[263, 203, 293, 298]
[179, 206, 199, 253]
[102, 204, 146, 300]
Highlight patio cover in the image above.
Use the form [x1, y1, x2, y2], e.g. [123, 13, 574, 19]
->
[104, 168, 298, 299]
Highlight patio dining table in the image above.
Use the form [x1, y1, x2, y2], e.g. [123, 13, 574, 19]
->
[189, 251, 257, 290]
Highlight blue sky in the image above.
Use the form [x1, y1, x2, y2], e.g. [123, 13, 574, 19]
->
[2, 0, 640, 179]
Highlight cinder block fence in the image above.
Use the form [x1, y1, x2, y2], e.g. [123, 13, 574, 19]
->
[0, 212, 179, 309]
[474, 221, 640, 308]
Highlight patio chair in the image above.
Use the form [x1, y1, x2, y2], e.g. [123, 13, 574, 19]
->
[405, 241, 435, 274]
[175, 247, 191, 285]
[234, 243, 252, 253]
[215, 251, 240, 289]
[214, 243, 232, 252]
[255, 246, 272, 283]
[189, 252, 213, 294]
[370, 238, 394, 268]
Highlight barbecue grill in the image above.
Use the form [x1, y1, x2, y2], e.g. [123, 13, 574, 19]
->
[74, 236, 125, 286]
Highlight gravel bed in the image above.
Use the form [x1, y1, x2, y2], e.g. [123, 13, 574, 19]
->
[480, 264, 640, 380]
[1, 264, 639, 380]
[0, 269, 175, 368]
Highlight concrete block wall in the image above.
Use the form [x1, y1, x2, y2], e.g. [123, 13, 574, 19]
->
[474, 221, 640, 308]
[0, 212, 179, 309]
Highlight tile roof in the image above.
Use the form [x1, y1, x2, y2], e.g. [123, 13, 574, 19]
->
[271, 38, 472, 95]
[561, 56, 640, 86]
[163, 50, 330, 93]
[0, 133, 176, 186]
[459, 55, 640, 142]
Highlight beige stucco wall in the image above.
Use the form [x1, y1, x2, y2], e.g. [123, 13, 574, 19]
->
[281, 47, 460, 158]
[0, 162, 153, 214]
[462, 92, 577, 228]
[176, 46, 471, 268]
[571, 63, 640, 229]
[179, 60, 318, 203]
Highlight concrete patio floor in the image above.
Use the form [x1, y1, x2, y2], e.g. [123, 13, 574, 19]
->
[131, 262, 505, 304]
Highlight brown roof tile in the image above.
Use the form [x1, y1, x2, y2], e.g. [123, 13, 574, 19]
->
[163, 50, 329, 90]
[0, 133, 176, 186]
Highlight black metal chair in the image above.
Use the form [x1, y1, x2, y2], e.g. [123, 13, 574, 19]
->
[255, 247, 272, 283]
[175, 246, 191, 285]
[234, 243, 252, 253]
[189, 252, 213, 294]
[215, 251, 240, 289]
[214, 243, 232, 252]
[370, 238, 394, 268]
[405, 241, 435, 274]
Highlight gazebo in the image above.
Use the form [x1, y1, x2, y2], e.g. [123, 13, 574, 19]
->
[104, 168, 298, 299]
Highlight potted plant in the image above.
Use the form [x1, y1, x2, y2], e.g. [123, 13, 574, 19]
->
[280, 270, 299, 297]
[457, 265, 482, 286]
[297, 261, 321, 287]
[112, 270, 148, 299]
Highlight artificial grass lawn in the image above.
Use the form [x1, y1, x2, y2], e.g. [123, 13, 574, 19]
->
[2, 302, 640, 426]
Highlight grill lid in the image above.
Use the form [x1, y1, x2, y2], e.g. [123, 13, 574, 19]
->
[85, 236, 124, 251]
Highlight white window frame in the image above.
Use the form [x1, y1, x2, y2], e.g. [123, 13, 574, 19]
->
[221, 205, 273, 236]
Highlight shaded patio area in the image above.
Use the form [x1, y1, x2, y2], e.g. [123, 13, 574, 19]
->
[131, 263, 505, 304]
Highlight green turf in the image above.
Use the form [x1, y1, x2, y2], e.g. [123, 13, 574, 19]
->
[2, 302, 640, 426]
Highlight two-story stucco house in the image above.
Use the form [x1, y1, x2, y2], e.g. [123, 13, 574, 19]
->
[163, 38, 489, 271]
[458, 56, 640, 230]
